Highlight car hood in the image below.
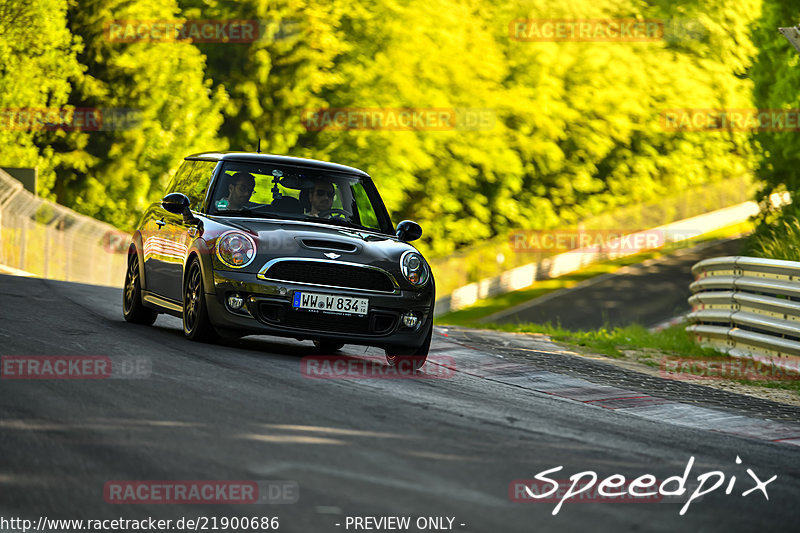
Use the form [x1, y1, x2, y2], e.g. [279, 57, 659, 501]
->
[209, 217, 421, 271]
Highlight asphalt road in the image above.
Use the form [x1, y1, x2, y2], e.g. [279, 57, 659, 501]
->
[1, 273, 799, 533]
[486, 238, 744, 330]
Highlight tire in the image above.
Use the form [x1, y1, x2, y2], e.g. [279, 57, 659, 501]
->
[314, 340, 345, 353]
[122, 252, 158, 325]
[385, 323, 432, 371]
[182, 258, 219, 342]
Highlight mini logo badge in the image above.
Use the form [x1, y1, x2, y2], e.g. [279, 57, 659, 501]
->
[324, 252, 341, 259]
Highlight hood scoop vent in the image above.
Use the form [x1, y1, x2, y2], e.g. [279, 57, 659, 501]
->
[300, 239, 358, 253]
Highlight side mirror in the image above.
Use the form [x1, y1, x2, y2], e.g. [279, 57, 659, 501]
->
[161, 193, 198, 224]
[162, 192, 189, 214]
[396, 220, 422, 242]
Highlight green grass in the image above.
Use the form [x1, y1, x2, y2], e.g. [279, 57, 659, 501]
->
[436, 220, 754, 326]
[480, 322, 724, 360]
[736, 379, 800, 395]
[450, 321, 800, 395]
[443, 321, 800, 395]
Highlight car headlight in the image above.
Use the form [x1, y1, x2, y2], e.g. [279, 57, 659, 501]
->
[216, 231, 256, 268]
[400, 251, 429, 287]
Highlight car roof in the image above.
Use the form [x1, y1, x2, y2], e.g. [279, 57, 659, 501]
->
[185, 152, 370, 178]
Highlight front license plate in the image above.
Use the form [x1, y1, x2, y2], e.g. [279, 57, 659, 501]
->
[292, 291, 369, 316]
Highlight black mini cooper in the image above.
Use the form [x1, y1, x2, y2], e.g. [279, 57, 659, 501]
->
[123, 152, 434, 368]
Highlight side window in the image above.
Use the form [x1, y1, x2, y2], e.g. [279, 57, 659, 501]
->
[165, 161, 193, 195]
[168, 160, 217, 211]
[352, 183, 379, 229]
[187, 161, 217, 211]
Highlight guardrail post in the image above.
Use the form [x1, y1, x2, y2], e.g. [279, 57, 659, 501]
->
[107, 241, 113, 286]
[19, 218, 27, 270]
[61, 227, 72, 281]
[43, 225, 50, 277]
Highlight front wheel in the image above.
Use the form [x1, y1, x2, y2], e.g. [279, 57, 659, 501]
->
[122, 252, 157, 325]
[385, 324, 432, 371]
[183, 259, 219, 342]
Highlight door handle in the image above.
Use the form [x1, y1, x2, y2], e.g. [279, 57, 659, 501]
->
[156, 218, 166, 228]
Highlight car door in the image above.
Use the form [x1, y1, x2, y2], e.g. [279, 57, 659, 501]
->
[143, 160, 194, 301]
[161, 160, 218, 302]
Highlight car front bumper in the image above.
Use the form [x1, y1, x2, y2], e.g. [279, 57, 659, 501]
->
[206, 269, 434, 349]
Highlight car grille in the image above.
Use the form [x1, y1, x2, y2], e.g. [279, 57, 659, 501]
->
[255, 301, 397, 336]
[262, 260, 395, 293]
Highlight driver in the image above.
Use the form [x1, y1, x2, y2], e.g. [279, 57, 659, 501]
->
[218, 172, 256, 211]
[307, 179, 335, 216]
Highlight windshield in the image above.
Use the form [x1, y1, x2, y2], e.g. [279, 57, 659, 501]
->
[207, 161, 393, 234]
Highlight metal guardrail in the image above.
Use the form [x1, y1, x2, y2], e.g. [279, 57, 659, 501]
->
[0, 168, 126, 287]
[688, 256, 800, 370]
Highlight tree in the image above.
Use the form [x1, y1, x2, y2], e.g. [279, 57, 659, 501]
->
[0, 0, 80, 169]
[751, 0, 800, 201]
[37, 0, 227, 229]
[2, 0, 766, 260]
[178, 0, 350, 154]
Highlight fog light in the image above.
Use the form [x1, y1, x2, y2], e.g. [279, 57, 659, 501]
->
[401, 312, 419, 328]
[227, 294, 244, 310]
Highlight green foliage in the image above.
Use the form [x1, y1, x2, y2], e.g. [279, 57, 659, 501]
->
[322, 0, 758, 255]
[178, 0, 351, 154]
[751, 0, 800, 200]
[746, 0, 800, 261]
[0, 0, 777, 258]
[745, 203, 800, 261]
[36, 0, 228, 229]
[173, 0, 760, 257]
[0, 0, 80, 166]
